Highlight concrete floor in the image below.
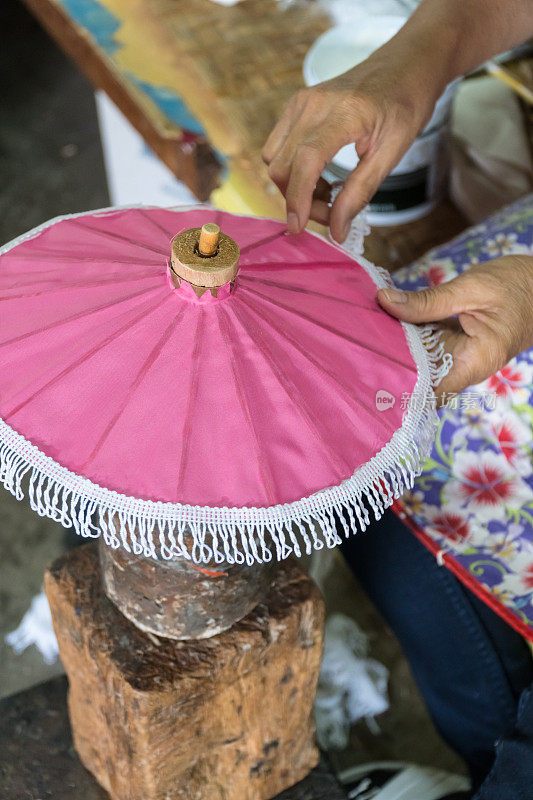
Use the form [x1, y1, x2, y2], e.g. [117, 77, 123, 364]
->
[0, 0, 464, 780]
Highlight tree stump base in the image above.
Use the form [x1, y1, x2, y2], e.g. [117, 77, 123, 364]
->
[44, 544, 324, 800]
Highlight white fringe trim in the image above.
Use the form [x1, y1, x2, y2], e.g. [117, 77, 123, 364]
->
[0, 206, 452, 565]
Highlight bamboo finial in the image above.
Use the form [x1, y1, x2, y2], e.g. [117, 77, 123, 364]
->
[198, 223, 220, 256]
[170, 222, 240, 298]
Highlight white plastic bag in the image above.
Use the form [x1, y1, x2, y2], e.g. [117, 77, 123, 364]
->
[315, 613, 389, 750]
[6, 589, 58, 665]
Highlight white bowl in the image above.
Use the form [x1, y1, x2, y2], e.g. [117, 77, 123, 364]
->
[303, 16, 407, 86]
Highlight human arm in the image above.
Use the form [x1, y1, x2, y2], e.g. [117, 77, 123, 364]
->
[263, 0, 533, 242]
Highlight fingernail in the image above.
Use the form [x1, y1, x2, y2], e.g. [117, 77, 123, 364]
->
[287, 212, 299, 234]
[382, 288, 408, 304]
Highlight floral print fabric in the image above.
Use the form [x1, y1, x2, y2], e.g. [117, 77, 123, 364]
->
[393, 194, 533, 640]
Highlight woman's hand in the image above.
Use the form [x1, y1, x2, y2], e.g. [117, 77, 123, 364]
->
[262, 51, 443, 243]
[263, 0, 533, 243]
[377, 255, 533, 396]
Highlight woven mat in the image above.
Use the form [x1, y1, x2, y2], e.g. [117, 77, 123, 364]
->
[139, 0, 329, 156]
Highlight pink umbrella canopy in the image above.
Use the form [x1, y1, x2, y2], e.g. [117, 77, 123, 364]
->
[0, 206, 449, 563]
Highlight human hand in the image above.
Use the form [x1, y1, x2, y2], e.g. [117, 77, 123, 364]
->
[262, 50, 443, 243]
[377, 255, 533, 397]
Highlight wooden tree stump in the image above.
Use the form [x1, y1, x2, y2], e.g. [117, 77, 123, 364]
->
[45, 544, 324, 800]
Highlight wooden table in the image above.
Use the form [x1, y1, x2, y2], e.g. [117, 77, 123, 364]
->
[22, 0, 468, 269]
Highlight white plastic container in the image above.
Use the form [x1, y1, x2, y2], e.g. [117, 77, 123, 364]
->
[303, 17, 459, 225]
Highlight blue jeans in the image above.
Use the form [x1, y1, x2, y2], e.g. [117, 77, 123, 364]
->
[340, 510, 533, 799]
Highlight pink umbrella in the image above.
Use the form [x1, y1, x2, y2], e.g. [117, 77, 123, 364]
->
[0, 206, 449, 565]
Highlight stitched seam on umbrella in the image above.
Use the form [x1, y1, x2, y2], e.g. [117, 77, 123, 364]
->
[217, 304, 278, 507]
[4, 289, 171, 420]
[82, 301, 183, 471]
[235, 290, 398, 438]
[230, 298, 350, 476]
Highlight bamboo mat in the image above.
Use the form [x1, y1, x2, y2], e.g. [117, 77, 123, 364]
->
[138, 0, 330, 156]
[23, 0, 469, 266]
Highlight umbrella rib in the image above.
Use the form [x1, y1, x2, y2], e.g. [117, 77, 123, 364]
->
[217, 306, 278, 506]
[81, 304, 183, 471]
[135, 207, 176, 238]
[239, 274, 389, 314]
[240, 284, 416, 372]
[0, 262, 162, 287]
[3, 250, 163, 266]
[0, 284, 163, 349]
[0, 271, 164, 301]
[237, 292, 398, 437]
[68, 217, 168, 256]
[238, 259, 350, 270]
[239, 229, 286, 256]
[230, 301, 351, 477]
[176, 312, 204, 500]
[5, 291, 172, 421]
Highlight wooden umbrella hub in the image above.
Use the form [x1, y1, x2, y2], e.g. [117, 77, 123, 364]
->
[170, 222, 240, 298]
